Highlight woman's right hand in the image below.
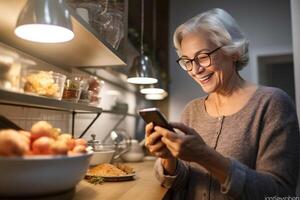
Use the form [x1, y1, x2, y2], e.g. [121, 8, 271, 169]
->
[145, 123, 177, 175]
[145, 122, 173, 159]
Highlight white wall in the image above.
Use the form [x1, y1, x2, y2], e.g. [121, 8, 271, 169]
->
[168, 0, 293, 121]
[291, 0, 300, 123]
[291, 1, 300, 195]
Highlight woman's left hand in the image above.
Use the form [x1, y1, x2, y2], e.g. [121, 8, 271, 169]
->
[155, 122, 207, 162]
[157, 122, 231, 184]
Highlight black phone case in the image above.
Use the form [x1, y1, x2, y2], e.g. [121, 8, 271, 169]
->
[139, 108, 174, 131]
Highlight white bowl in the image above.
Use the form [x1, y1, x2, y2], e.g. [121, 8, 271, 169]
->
[0, 152, 92, 197]
[90, 150, 115, 166]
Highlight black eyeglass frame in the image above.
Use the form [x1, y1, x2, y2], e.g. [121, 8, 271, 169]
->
[176, 46, 223, 71]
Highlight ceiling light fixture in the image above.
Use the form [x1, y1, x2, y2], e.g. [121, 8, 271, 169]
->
[145, 91, 168, 100]
[140, 0, 168, 99]
[15, 0, 74, 43]
[127, 0, 157, 84]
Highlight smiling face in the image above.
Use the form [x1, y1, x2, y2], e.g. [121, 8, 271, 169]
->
[180, 31, 238, 94]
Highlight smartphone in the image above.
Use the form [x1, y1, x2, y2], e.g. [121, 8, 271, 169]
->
[139, 107, 174, 131]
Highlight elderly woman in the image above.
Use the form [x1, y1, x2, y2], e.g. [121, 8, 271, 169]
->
[145, 8, 300, 200]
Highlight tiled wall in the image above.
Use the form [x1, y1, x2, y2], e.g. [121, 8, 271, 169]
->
[0, 105, 71, 132]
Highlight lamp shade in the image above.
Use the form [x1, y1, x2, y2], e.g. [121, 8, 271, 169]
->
[145, 91, 168, 100]
[140, 87, 165, 94]
[127, 55, 158, 84]
[15, 0, 74, 43]
[140, 77, 165, 94]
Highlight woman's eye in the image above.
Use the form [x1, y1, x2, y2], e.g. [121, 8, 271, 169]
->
[198, 55, 209, 60]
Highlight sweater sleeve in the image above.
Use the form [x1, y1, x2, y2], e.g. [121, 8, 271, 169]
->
[221, 89, 300, 199]
[153, 158, 190, 189]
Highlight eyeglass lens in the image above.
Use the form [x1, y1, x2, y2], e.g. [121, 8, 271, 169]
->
[179, 54, 211, 71]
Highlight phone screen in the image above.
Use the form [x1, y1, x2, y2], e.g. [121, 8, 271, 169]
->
[139, 108, 174, 131]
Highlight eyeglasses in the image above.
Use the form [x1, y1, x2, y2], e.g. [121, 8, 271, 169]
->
[176, 46, 222, 71]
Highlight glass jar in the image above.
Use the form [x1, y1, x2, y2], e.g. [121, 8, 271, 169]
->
[78, 76, 91, 104]
[0, 47, 20, 91]
[62, 76, 83, 103]
[22, 69, 66, 100]
[88, 76, 104, 107]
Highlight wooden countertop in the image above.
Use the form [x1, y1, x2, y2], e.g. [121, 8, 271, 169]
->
[74, 160, 167, 200]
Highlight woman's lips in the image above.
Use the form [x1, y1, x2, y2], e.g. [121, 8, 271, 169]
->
[198, 73, 214, 84]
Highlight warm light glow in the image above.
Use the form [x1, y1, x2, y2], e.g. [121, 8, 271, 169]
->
[127, 77, 158, 84]
[15, 24, 74, 43]
[140, 87, 165, 94]
[106, 90, 121, 96]
[145, 91, 168, 100]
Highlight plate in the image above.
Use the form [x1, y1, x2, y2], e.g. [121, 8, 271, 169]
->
[85, 173, 135, 182]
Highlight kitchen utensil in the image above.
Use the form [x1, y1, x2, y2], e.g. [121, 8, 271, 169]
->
[88, 134, 115, 165]
[108, 129, 131, 160]
[121, 139, 144, 162]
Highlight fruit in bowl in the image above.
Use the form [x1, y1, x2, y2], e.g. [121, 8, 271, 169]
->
[0, 121, 92, 197]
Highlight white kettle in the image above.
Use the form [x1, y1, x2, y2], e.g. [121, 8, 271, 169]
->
[121, 139, 145, 162]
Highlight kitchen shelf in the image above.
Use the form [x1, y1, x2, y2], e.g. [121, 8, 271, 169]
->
[102, 109, 137, 117]
[0, 89, 102, 113]
[0, 0, 126, 68]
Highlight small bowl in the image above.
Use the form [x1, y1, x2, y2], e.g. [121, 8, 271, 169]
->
[90, 150, 115, 166]
[0, 152, 92, 197]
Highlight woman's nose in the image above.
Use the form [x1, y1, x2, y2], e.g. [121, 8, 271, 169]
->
[191, 62, 204, 74]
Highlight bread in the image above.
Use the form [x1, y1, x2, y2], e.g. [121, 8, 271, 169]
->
[88, 163, 127, 176]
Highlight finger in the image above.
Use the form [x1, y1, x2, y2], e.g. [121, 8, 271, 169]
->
[148, 141, 165, 153]
[154, 148, 171, 158]
[145, 122, 154, 137]
[154, 126, 178, 141]
[169, 122, 197, 135]
[161, 136, 179, 155]
[146, 131, 162, 146]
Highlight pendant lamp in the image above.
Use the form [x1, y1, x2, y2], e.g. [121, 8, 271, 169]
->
[140, 67, 165, 94]
[145, 91, 168, 100]
[127, 0, 157, 84]
[140, 0, 167, 98]
[15, 0, 74, 43]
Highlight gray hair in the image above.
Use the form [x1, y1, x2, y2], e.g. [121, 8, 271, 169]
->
[173, 8, 249, 71]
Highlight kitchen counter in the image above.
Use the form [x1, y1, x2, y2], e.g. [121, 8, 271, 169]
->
[74, 160, 167, 200]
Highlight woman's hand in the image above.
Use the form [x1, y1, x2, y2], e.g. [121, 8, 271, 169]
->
[157, 122, 230, 183]
[145, 122, 173, 159]
[145, 123, 177, 175]
[155, 122, 206, 162]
